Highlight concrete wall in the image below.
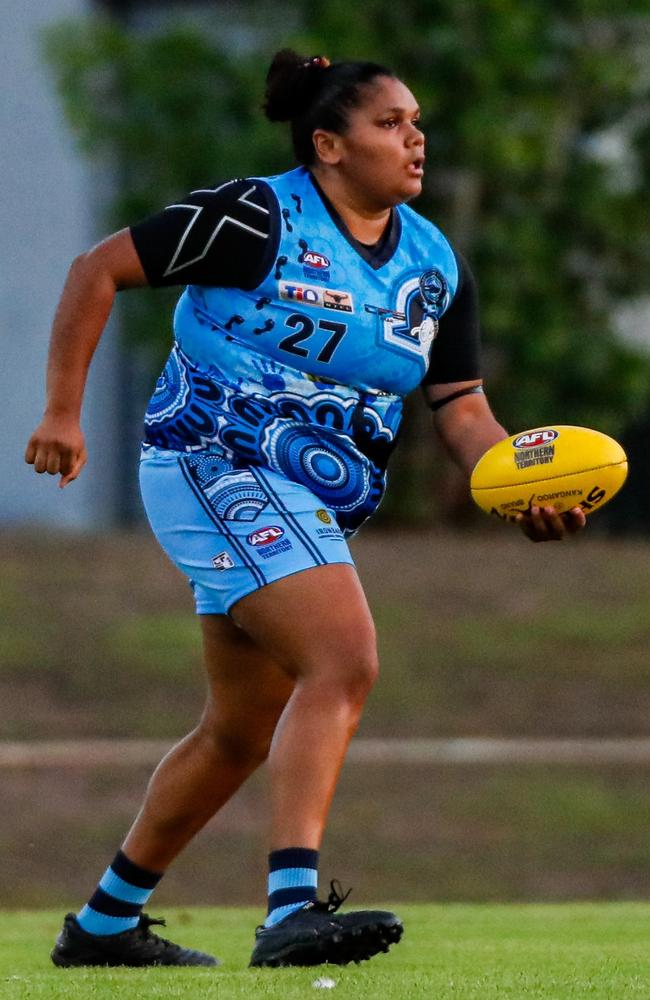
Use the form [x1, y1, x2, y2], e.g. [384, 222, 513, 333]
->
[2, 0, 119, 528]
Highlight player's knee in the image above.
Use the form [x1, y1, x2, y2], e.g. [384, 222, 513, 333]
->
[343, 647, 379, 703]
[313, 636, 379, 706]
[197, 715, 272, 769]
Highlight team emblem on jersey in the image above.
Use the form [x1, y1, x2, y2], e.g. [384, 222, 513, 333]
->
[372, 269, 448, 360]
[419, 268, 450, 318]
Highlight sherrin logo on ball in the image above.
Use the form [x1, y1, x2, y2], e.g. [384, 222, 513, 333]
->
[470, 425, 628, 521]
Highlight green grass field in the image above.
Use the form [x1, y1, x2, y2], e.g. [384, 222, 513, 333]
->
[3, 904, 650, 999]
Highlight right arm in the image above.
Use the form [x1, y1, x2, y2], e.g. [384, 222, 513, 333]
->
[25, 230, 147, 487]
[26, 178, 274, 487]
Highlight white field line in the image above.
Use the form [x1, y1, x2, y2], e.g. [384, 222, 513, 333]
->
[3, 738, 650, 768]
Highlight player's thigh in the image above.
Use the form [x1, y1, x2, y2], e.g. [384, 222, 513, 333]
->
[230, 563, 379, 688]
[198, 614, 295, 753]
[139, 449, 375, 690]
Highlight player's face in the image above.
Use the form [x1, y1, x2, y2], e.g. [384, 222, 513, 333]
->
[336, 76, 425, 207]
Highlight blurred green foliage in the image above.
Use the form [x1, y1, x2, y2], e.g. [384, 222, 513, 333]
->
[42, 1, 650, 516]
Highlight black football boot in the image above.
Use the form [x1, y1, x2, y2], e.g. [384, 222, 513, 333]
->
[249, 881, 403, 967]
[51, 912, 219, 967]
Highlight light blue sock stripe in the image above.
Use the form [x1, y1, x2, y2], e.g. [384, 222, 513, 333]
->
[77, 905, 139, 936]
[99, 868, 153, 905]
[268, 867, 318, 895]
[265, 900, 312, 928]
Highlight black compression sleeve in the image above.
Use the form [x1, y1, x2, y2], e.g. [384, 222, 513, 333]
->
[129, 178, 278, 290]
[422, 250, 482, 385]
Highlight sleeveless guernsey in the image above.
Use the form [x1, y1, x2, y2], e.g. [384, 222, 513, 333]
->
[142, 167, 460, 535]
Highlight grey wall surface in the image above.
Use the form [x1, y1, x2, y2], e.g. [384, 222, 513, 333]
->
[2, 0, 120, 528]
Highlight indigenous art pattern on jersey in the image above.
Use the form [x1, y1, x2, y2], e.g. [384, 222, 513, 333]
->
[144, 342, 400, 535]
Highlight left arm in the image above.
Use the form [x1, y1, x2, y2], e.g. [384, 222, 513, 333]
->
[421, 252, 505, 474]
[422, 253, 585, 540]
[425, 381, 586, 540]
[425, 381, 586, 539]
[425, 380, 507, 477]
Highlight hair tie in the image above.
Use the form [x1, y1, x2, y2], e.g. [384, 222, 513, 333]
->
[304, 55, 331, 69]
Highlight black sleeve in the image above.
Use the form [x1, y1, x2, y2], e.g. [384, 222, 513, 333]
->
[421, 250, 482, 385]
[129, 178, 279, 290]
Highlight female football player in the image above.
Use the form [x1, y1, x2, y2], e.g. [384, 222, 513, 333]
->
[26, 48, 585, 969]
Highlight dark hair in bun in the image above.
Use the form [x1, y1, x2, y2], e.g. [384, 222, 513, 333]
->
[264, 48, 394, 165]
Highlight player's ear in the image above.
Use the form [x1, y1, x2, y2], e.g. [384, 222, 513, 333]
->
[312, 129, 342, 165]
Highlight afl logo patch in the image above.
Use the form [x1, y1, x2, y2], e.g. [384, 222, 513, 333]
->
[419, 268, 450, 319]
[247, 525, 285, 547]
[303, 250, 330, 269]
[513, 429, 559, 449]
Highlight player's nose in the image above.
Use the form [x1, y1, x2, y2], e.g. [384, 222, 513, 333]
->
[406, 123, 425, 148]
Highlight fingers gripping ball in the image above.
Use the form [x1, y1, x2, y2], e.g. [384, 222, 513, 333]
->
[470, 426, 628, 522]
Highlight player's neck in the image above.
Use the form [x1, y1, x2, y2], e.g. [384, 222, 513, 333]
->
[310, 167, 392, 245]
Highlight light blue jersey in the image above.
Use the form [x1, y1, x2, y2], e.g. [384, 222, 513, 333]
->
[143, 167, 459, 536]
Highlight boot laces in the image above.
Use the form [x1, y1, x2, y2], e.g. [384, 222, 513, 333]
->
[135, 914, 177, 953]
[255, 880, 354, 931]
[139, 914, 166, 933]
[312, 879, 352, 913]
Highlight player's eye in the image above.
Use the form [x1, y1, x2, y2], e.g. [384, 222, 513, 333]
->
[381, 118, 398, 128]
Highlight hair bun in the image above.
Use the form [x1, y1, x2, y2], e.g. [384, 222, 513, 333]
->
[264, 48, 330, 122]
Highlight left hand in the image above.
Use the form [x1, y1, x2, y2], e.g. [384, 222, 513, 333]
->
[515, 505, 586, 542]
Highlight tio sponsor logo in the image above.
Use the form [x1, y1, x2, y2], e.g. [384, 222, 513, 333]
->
[280, 282, 322, 306]
[247, 526, 285, 547]
[279, 281, 353, 312]
[513, 429, 559, 449]
[303, 250, 330, 269]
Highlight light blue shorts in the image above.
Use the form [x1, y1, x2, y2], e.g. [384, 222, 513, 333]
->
[139, 447, 355, 616]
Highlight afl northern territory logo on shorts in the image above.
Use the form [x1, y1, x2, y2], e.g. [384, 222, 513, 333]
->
[246, 525, 293, 560]
[247, 526, 285, 547]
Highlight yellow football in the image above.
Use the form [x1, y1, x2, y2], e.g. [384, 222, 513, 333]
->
[470, 425, 628, 521]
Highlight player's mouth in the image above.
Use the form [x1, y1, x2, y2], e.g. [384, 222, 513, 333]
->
[406, 157, 425, 177]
